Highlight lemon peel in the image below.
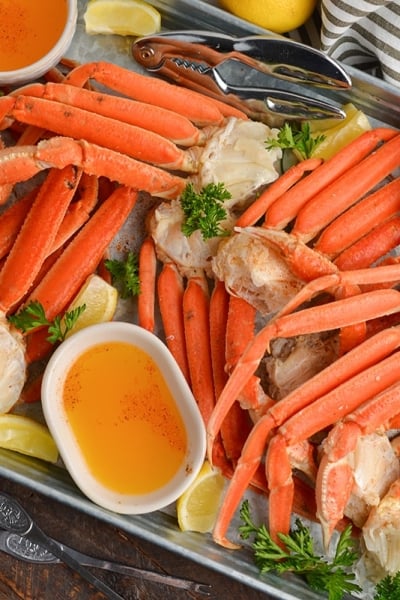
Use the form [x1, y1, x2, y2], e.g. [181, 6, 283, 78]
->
[310, 103, 372, 161]
[84, 0, 161, 36]
[64, 274, 118, 338]
[0, 414, 58, 463]
[176, 461, 225, 533]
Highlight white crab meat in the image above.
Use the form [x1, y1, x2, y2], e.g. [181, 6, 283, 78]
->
[345, 432, 400, 527]
[148, 199, 235, 279]
[264, 333, 339, 400]
[149, 117, 282, 279]
[194, 117, 282, 207]
[0, 316, 26, 413]
[212, 230, 305, 314]
[362, 478, 400, 575]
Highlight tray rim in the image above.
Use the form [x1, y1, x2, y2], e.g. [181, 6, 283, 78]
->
[3, 2, 398, 599]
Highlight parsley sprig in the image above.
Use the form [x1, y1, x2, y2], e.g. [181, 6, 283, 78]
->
[9, 300, 86, 343]
[374, 572, 400, 599]
[105, 251, 140, 299]
[180, 182, 231, 239]
[239, 500, 361, 600]
[266, 122, 326, 159]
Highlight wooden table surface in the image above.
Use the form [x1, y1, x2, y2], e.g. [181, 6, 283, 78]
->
[0, 475, 278, 600]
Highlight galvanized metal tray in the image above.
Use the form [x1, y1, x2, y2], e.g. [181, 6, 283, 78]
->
[3, 2, 400, 600]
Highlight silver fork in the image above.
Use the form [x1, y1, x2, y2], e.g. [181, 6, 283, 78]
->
[0, 494, 211, 597]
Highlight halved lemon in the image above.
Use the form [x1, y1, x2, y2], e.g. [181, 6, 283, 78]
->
[310, 103, 372, 161]
[64, 274, 118, 338]
[84, 0, 161, 36]
[0, 414, 58, 463]
[176, 461, 226, 533]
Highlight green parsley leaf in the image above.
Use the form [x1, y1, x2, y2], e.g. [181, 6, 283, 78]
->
[374, 572, 400, 600]
[104, 251, 140, 299]
[47, 305, 86, 343]
[266, 122, 326, 159]
[180, 182, 231, 240]
[9, 300, 86, 343]
[239, 500, 361, 600]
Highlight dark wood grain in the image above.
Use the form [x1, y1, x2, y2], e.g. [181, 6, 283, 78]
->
[0, 476, 276, 600]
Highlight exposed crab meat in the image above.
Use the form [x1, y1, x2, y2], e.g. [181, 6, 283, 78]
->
[148, 118, 282, 279]
[264, 333, 339, 400]
[194, 117, 282, 207]
[0, 316, 26, 413]
[212, 230, 306, 314]
[148, 199, 235, 279]
[343, 432, 400, 528]
[362, 478, 400, 575]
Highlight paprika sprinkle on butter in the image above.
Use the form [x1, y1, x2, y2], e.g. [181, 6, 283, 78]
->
[0, 0, 68, 71]
[62, 341, 188, 495]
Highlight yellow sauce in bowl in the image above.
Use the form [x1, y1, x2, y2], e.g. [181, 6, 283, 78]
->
[0, 0, 68, 71]
[42, 321, 206, 514]
[63, 341, 188, 495]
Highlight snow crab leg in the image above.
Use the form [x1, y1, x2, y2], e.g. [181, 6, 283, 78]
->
[267, 350, 400, 545]
[62, 61, 247, 123]
[12, 82, 210, 147]
[0, 94, 198, 172]
[0, 137, 186, 199]
[0, 138, 138, 411]
[0, 165, 82, 314]
[316, 380, 400, 548]
[208, 267, 400, 451]
[24, 186, 138, 322]
[211, 323, 400, 548]
[208, 265, 400, 547]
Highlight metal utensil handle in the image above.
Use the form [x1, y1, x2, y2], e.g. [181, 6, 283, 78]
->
[0, 529, 212, 596]
[0, 492, 32, 535]
[0, 493, 125, 600]
[3, 532, 57, 564]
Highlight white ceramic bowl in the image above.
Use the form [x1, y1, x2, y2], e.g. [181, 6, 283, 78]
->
[0, 0, 78, 87]
[41, 321, 206, 514]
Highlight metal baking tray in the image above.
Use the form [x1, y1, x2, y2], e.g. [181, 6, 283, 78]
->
[3, 2, 400, 599]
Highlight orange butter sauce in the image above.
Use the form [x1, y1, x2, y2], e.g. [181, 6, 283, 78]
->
[62, 341, 188, 495]
[0, 0, 68, 71]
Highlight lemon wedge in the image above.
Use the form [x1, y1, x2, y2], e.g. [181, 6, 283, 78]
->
[84, 0, 161, 36]
[0, 414, 58, 463]
[176, 461, 225, 533]
[64, 274, 118, 338]
[310, 103, 372, 161]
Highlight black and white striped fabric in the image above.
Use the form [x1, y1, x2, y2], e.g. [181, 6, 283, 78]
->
[319, 0, 400, 88]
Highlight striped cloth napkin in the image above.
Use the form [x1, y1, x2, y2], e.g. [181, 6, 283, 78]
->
[320, 0, 400, 88]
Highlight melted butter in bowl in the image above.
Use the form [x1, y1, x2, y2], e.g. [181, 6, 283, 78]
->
[0, 0, 77, 85]
[41, 322, 206, 514]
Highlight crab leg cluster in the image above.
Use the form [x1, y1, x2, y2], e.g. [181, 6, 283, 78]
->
[140, 114, 400, 570]
[210, 124, 400, 548]
[0, 59, 250, 413]
[1, 53, 400, 581]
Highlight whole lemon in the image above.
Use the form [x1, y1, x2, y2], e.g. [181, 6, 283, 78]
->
[219, 0, 317, 34]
